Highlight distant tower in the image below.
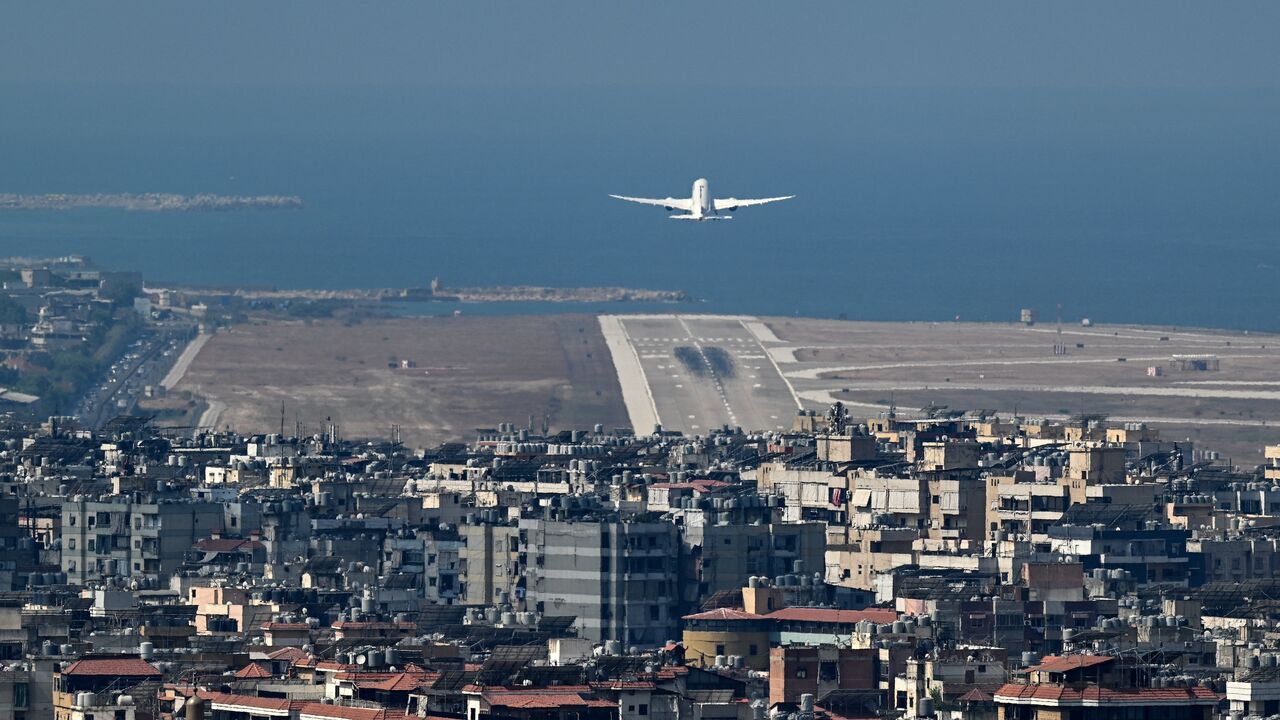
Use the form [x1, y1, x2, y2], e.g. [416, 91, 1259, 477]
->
[430, 277, 441, 294]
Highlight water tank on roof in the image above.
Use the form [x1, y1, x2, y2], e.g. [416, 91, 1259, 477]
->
[140, 642, 154, 660]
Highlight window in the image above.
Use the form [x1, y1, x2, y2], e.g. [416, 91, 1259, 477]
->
[14, 682, 27, 707]
[639, 705, 648, 716]
[749, 644, 758, 655]
[68, 539, 76, 550]
[716, 644, 725, 655]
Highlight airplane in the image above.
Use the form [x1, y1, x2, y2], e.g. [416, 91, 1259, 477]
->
[610, 178, 793, 221]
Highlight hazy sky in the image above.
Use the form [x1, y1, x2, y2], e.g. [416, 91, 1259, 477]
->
[4, 2, 1280, 90]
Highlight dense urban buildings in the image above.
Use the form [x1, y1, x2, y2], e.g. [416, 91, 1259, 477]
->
[5, 257, 1280, 720]
[2, 392, 1280, 719]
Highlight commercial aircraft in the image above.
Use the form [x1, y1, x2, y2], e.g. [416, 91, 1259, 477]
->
[610, 178, 793, 221]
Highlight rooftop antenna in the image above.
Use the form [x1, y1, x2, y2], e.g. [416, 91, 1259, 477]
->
[279, 401, 286, 437]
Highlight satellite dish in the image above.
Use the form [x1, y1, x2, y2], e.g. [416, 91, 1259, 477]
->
[356, 654, 368, 665]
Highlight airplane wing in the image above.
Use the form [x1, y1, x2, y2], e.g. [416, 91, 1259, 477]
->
[713, 196, 794, 211]
[609, 195, 694, 212]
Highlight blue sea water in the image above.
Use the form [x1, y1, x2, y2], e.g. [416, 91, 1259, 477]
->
[1, 85, 1277, 329]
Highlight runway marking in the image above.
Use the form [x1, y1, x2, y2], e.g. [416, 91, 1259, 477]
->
[739, 318, 804, 409]
[677, 316, 741, 427]
[787, 353, 1278, 380]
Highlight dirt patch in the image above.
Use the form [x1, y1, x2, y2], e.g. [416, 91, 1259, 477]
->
[174, 315, 627, 446]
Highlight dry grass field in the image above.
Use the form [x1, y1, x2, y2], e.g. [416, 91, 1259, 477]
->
[764, 318, 1280, 464]
[172, 311, 1280, 464]
[173, 314, 627, 447]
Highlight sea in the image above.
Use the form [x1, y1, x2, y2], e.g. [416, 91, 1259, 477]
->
[1, 84, 1278, 330]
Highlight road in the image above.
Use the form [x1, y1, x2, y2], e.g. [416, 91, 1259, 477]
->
[76, 321, 196, 428]
[602, 315, 801, 435]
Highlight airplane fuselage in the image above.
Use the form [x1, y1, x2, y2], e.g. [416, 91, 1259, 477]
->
[691, 178, 712, 219]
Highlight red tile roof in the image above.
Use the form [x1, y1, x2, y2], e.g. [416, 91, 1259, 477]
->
[339, 670, 440, 692]
[1024, 655, 1116, 674]
[765, 607, 898, 625]
[681, 608, 763, 622]
[592, 680, 657, 690]
[994, 683, 1220, 706]
[467, 685, 614, 709]
[234, 662, 273, 679]
[372, 672, 439, 692]
[267, 646, 311, 662]
[958, 687, 994, 702]
[62, 656, 161, 677]
[202, 691, 292, 714]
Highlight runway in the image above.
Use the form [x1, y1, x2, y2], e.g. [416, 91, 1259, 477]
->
[600, 314, 802, 435]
